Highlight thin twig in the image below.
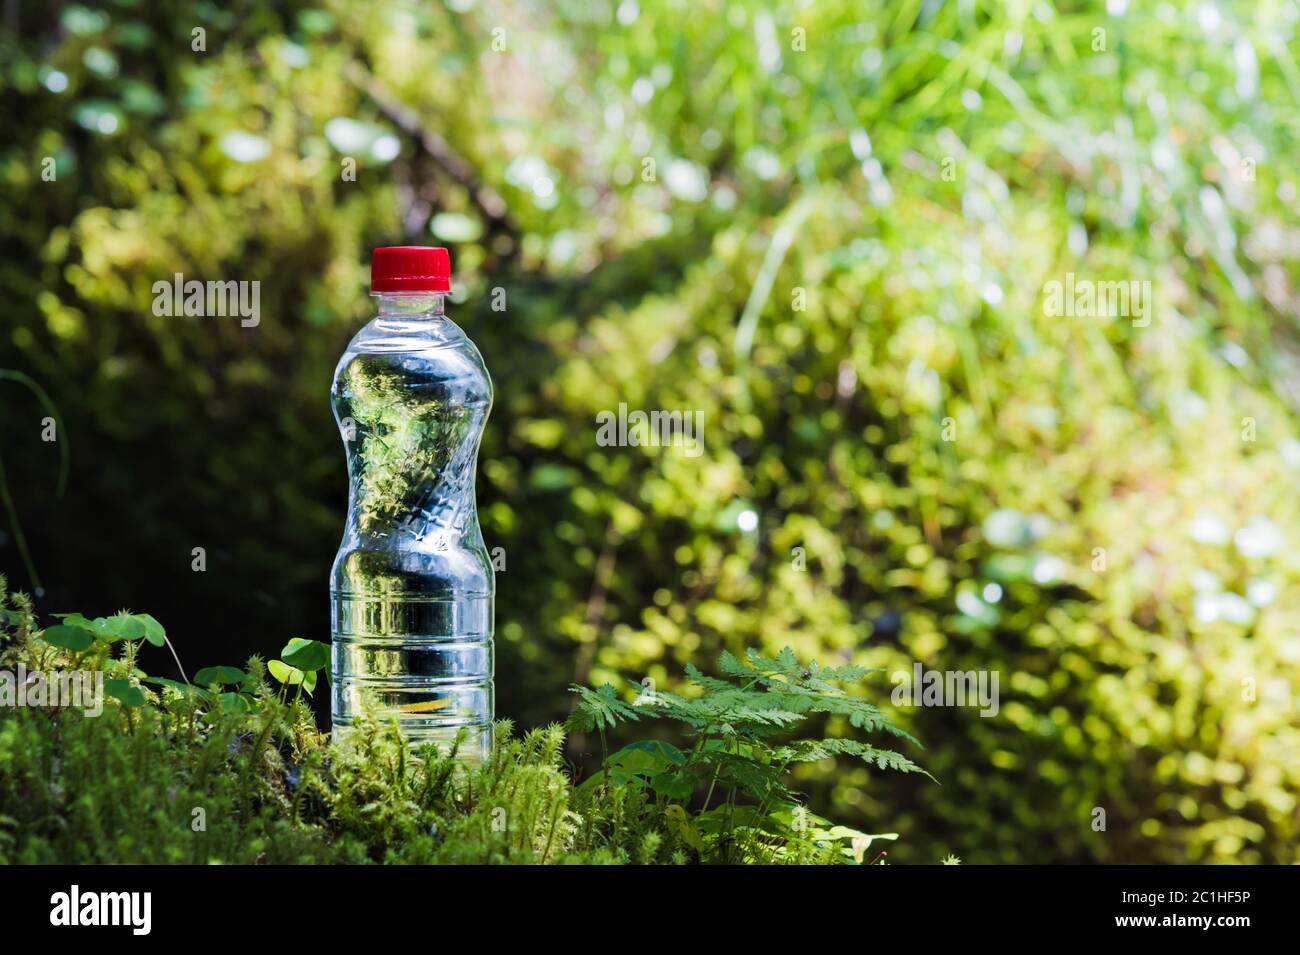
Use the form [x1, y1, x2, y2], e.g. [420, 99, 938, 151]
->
[733, 194, 820, 413]
[573, 521, 619, 686]
[161, 634, 190, 685]
[345, 62, 519, 240]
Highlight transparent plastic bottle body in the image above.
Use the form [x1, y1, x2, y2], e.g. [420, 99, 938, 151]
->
[330, 292, 494, 761]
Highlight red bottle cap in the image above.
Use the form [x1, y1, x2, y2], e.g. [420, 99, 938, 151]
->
[370, 246, 451, 293]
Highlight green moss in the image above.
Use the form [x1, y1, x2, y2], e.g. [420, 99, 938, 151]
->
[0, 579, 908, 864]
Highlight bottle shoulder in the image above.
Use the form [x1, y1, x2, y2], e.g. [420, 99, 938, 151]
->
[333, 315, 492, 402]
[343, 313, 477, 352]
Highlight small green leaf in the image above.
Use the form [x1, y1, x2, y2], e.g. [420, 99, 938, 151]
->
[194, 666, 246, 686]
[134, 613, 166, 647]
[268, 659, 306, 685]
[662, 804, 706, 851]
[42, 625, 94, 652]
[218, 692, 250, 714]
[91, 615, 145, 642]
[575, 769, 609, 795]
[51, 612, 95, 630]
[281, 637, 329, 672]
[825, 826, 896, 843]
[105, 678, 145, 707]
[649, 770, 696, 800]
[608, 740, 686, 772]
[142, 676, 208, 699]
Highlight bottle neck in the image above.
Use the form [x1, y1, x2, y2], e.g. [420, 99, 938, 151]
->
[375, 292, 448, 319]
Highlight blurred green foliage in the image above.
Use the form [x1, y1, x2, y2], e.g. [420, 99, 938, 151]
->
[1, 0, 1299, 863]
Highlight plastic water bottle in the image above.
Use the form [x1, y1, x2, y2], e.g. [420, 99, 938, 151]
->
[330, 246, 494, 760]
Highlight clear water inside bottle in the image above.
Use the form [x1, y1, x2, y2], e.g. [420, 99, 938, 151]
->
[329, 292, 494, 761]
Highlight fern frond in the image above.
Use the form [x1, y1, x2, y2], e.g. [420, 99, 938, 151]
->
[683, 661, 735, 693]
[565, 684, 640, 733]
[772, 738, 930, 777]
[647, 686, 806, 736]
[729, 647, 881, 692]
[718, 650, 752, 680]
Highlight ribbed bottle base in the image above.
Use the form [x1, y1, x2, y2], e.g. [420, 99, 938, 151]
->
[330, 590, 493, 763]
